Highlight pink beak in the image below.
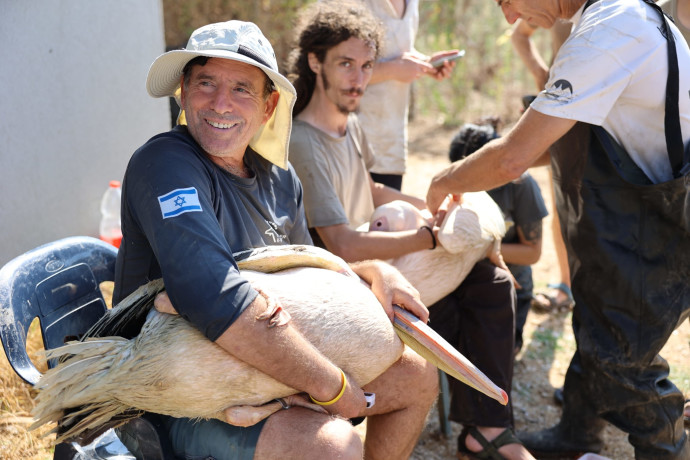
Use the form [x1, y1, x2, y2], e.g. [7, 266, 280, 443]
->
[393, 306, 509, 406]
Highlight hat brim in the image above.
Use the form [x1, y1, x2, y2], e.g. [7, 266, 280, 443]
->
[146, 49, 296, 170]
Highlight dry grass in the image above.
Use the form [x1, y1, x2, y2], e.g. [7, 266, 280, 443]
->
[1, 320, 54, 459]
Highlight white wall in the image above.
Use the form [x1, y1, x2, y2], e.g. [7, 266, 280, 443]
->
[0, 0, 170, 265]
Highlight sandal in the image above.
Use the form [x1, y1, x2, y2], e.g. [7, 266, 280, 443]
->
[457, 426, 523, 460]
[532, 282, 575, 311]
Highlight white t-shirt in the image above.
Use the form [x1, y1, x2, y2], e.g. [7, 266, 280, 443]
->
[531, 0, 690, 183]
[357, 0, 420, 175]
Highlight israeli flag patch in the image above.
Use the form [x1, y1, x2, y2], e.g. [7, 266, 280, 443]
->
[158, 187, 202, 219]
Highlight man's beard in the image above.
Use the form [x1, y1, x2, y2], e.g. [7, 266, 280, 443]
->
[322, 71, 362, 115]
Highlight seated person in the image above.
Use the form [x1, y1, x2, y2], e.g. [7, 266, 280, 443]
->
[114, 17, 438, 460]
[449, 119, 548, 354]
[286, 3, 533, 459]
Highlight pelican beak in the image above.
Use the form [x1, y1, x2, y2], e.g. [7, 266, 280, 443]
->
[393, 306, 509, 406]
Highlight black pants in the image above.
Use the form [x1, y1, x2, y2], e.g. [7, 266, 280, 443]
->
[370, 172, 403, 191]
[428, 259, 516, 428]
[551, 123, 690, 459]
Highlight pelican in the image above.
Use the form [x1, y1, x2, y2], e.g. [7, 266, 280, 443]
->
[31, 245, 507, 444]
[367, 192, 506, 305]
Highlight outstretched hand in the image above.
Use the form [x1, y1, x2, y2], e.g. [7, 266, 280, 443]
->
[352, 259, 429, 323]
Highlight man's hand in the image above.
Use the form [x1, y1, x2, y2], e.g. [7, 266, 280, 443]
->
[322, 371, 368, 419]
[154, 291, 178, 315]
[351, 259, 429, 323]
[486, 240, 521, 289]
[391, 52, 435, 83]
[426, 50, 460, 81]
[430, 193, 462, 229]
[426, 166, 459, 215]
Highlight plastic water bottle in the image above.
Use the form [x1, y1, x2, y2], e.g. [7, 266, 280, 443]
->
[99, 180, 122, 248]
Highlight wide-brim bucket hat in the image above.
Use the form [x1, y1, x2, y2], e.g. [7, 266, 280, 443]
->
[146, 20, 296, 170]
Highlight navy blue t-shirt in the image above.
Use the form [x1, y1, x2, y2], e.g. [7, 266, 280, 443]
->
[114, 126, 312, 341]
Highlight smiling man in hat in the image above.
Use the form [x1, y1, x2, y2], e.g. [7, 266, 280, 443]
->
[113, 20, 438, 460]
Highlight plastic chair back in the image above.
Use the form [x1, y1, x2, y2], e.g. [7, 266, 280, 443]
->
[0, 236, 117, 385]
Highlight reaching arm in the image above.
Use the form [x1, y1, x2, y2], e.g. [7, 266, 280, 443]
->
[426, 109, 576, 214]
[315, 222, 435, 262]
[368, 49, 457, 85]
[369, 52, 435, 84]
[511, 19, 550, 91]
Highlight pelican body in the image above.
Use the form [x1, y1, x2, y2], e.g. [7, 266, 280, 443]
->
[31, 245, 506, 444]
[368, 193, 506, 305]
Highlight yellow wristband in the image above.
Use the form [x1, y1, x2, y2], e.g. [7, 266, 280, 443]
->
[310, 369, 347, 406]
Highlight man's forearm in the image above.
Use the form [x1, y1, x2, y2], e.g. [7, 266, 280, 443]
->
[215, 292, 343, 403]
[427, 109, 575, 214]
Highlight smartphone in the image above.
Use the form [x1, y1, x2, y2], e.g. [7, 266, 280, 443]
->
[430, 50, 465, 69]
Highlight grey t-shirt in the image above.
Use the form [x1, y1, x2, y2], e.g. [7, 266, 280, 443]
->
[289, 115, 376, 230]
[114, 125, 311, 341]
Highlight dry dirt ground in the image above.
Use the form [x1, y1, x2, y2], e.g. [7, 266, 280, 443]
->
[1, 117, 688, 459]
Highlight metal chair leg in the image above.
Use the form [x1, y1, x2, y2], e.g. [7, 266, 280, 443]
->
[438, 370, 452, 437]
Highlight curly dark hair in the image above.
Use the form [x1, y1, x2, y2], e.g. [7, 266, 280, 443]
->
[448, 117, 502, 163]
[286, 1, 383, 115]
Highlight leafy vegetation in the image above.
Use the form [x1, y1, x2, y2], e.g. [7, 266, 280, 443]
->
[162, 0, 555, 125]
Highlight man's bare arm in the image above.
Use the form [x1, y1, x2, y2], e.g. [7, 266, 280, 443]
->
[214, 293, 366, 418]
[426, 109, 576, 214]
[316, 223, 435, 263]
[511, 19, 550, 91]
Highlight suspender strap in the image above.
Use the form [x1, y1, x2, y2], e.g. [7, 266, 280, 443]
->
[584, 0, 687, 177]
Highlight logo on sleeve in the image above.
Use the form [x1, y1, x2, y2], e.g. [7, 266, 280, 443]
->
[264, 221, 287, 243]
[158, 187, 202, 219]
[544, 79, 574, 102]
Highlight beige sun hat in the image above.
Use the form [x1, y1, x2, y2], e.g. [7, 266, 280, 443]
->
[146, 20, 296, 170]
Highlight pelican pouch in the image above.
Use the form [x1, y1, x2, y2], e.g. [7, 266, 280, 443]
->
[548, 0, 690, 456]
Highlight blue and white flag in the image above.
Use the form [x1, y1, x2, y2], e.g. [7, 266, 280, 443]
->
[158, 187, 202, 219]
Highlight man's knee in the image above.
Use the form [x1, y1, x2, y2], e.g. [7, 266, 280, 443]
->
[317, 418, 363, 460]
[403, 348, 440, 402]
[257, 411, 362, 460]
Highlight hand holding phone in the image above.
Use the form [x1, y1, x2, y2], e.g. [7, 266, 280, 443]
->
[429, 50, 465, 69]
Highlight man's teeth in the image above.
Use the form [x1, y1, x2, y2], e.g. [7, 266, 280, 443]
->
[208, 120, 235, 129]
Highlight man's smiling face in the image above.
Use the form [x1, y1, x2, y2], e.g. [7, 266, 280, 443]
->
[180, 58, 277, 160]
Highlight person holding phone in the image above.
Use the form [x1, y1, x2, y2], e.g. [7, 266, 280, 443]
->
[356, 0, 459, 191]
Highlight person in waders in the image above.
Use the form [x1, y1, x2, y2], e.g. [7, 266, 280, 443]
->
[426, 0, 690, 458]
